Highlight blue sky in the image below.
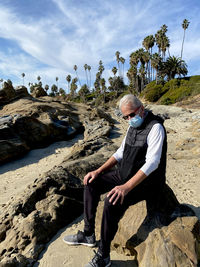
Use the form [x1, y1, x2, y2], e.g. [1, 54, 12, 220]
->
[0, 0, 200, 92]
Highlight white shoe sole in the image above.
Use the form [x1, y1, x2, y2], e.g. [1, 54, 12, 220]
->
[63, 238, 96, 247]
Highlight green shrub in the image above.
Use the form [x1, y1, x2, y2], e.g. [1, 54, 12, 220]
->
[142, 82, 164, 102]
[159, 84, 197, 105]
[141, 76, 200, 104]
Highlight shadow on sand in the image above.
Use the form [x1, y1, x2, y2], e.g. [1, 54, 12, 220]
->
[0, 134, 83, 175]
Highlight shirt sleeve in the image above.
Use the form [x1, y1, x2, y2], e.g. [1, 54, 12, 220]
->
[140, 123, 165, 176]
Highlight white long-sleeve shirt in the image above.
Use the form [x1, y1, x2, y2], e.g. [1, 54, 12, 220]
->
[113, 123, 165, 176]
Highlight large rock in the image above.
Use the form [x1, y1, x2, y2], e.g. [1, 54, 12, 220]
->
[136, 216, 199, 267]
[31, 86, 47, 98]
[95, 189, 200, 267]
[0, 113, 82, 164]
[0, 82, 31, 107]
[15, 86, 30, 99]
[0, 99, 115, 164]
[0, 81, 16, 105]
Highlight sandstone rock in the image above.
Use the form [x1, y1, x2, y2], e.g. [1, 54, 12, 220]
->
[0, 133, 116, 265]
[0, 100, 84, 164]
[31, 86, 47, 98]
[0, 82, 16, 105]
[0, 168, 84, 265]
[15, 86, 30, 99]
[89, 108, 115, 124]
[0, 98, 116, 164]
[136, 216, 199, 267]
[83, 119, 112, 141]
[95, 185, 199, 266]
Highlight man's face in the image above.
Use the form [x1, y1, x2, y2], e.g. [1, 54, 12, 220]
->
[121, 103, 141, 120]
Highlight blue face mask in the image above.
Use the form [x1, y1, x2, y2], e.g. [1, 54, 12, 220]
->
[128, 114, 144, 128]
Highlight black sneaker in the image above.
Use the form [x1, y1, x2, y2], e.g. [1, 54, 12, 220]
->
[85, 250, 111, 267]
[63, 230, 96, 247]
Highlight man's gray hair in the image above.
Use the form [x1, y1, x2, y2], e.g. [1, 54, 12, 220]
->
[119, 94, 142, 110]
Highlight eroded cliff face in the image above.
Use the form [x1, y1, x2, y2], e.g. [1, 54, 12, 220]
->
[0, 94, 199, 266]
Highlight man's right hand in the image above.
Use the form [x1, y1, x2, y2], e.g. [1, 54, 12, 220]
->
[83, 170, 100, 185]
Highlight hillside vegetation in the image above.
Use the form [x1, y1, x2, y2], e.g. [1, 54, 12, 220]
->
[141, 75, 200, 105]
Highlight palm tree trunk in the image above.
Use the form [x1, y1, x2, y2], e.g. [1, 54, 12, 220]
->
[181, 30, 186, 59]
[156, 70, 158, 84]
[85, 70, 89, 88]
[76, 71, 81, 87]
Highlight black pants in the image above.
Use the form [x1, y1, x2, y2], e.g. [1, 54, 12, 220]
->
[83, 169, 159, 257]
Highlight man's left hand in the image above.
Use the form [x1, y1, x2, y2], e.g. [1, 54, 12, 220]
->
[107, 184, 129, 205]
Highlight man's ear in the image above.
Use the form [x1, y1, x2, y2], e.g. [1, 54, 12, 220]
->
[140, 105, 145, 116]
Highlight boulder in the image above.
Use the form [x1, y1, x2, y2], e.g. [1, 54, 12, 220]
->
[83, 118, 112, 141]
[95, 189, 200, 266]
[0, 119, 30, 163]
[0, 168, 84, 266]
[89, 108, 116, 124]
[15, 86, 30, 99]
[136, 216, 199, 267]
[31, 86, 47, 98]
[0, 81, 16, 105]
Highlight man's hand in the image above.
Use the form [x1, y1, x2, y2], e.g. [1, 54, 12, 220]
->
[107, 184, 129, 205]
[83, 170, 100, 185]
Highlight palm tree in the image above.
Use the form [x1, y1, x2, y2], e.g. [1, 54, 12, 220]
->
[119, 57, 125, 78]
[155, 25, 169, 61]
[21, 73, 25, 85]
[84, 64, 89, 87]
[70, 78, 78, 98]
[130, 50, 139, 66]
[115, 51, 120, 76]
[142, 35, 155, 81]
[163, 56, 188, 80]
[100, 78, 106, 102]
[108, 77, 113, 89]
[138, 65, 146, 92]
[74, 65, 81, 87]
[44, 84, 49, 93]
[127, 65, 138, 93]
[112, 67, 118, 76]
[59, 88, 65, 96]
[181, 19, 190, 59]
[87, 65, 91, 89]
[56, 77, 59, 88]
[151, 53, 162, 84]
[98, 60, 104, 75]
[51, 84, 58, 96]
[66, 75, 71, 94]
[142, 51, 150, 83]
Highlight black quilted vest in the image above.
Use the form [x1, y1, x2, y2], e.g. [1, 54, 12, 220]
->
[118, 111, 167, 188]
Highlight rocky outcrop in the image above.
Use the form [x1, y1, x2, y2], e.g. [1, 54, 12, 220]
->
[15, 86, 30, 99]
[0, 111, 117, 266]
[0, 82, 30, 106]
[0, 81, 16, 105]
[31, 86, 47, 98]
[0, 98, 116, 165]
[0, 112, 82, 164]
[0, 166, 84, 266]
[95, 196, 199, 267]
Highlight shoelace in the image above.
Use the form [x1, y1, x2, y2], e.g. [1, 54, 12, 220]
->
[90, 250, 103, 266]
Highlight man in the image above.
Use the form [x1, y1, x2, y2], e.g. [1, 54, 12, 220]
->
[63, 94, 167, 267]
